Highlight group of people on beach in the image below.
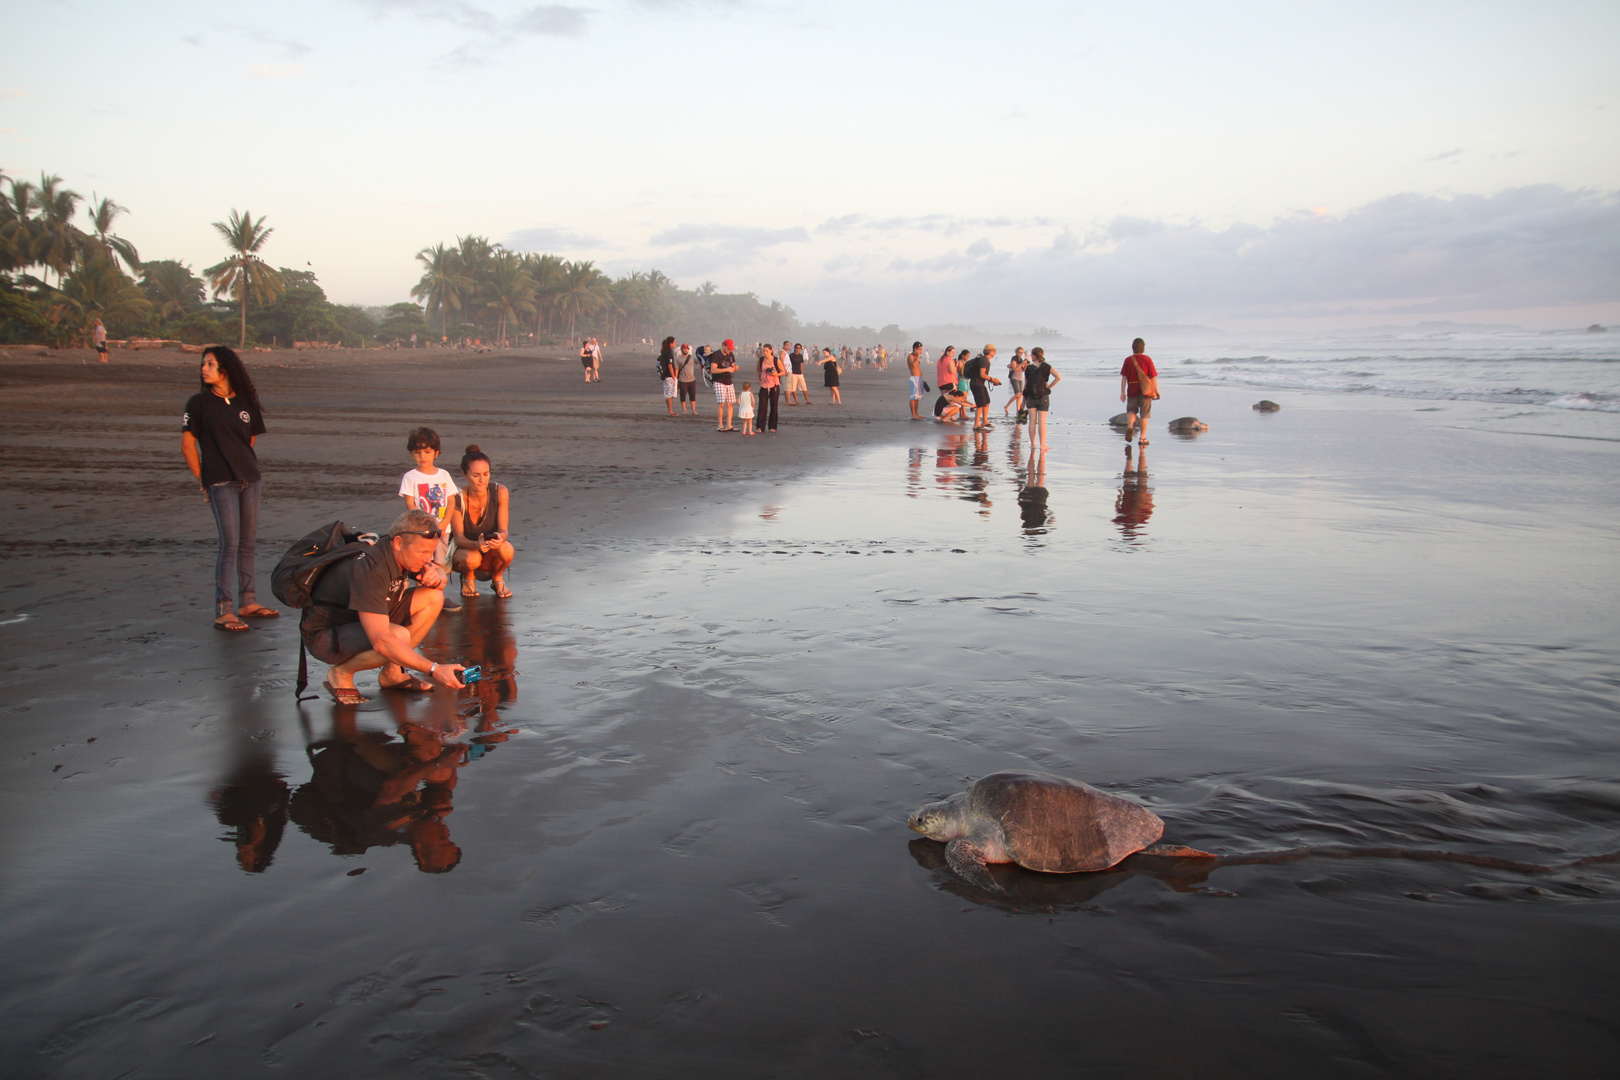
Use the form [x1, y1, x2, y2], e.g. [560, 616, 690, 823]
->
[181, 346, 517, 704]
[906, 337, 1160, 453]
[907, 341, 1062, 453]
[181, 333, 1162, 703]
[649, 337, 852, 433]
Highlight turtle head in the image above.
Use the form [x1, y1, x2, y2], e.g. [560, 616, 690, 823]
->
[908, 793, 968, 840]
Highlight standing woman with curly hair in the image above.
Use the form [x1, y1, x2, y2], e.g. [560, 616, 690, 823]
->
[182, 345, 277, 631]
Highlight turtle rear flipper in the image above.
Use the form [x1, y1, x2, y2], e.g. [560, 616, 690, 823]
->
[946, 838, 1005, 894]
[1138, 843, 1216, 859]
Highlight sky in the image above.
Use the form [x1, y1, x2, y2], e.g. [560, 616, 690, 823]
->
[3, 0, 1618, 332]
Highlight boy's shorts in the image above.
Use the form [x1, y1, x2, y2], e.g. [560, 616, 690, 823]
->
[909, 376, 923, 400]
[1126, 395, 1153, 418]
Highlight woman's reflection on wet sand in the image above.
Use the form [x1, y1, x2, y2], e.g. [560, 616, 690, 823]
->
[1017, 455, 1052, 535]
[1113, 444, 1153, 543]
[208, 742, 290, 874]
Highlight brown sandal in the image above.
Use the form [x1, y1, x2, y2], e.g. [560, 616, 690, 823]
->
[323, 680, 369, 705]
[237, 604, 279, 619]
[214, 613, 250, 632]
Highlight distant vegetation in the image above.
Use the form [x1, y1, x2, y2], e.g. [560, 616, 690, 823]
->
[0, 171, 890, 350]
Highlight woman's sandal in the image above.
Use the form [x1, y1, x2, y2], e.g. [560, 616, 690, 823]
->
[323, 680, 369, 705]
[214, 613, 250, 632]
[493, 582, 514, 598]
[237, 604, 279, 619]
[460, 583, 478, 598]
[380, 674, 435, 693]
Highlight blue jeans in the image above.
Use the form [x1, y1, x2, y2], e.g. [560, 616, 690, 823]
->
[208, 480, 261, 616]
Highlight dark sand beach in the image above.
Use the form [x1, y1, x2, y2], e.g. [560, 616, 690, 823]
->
[1, 347, 1617, 1077]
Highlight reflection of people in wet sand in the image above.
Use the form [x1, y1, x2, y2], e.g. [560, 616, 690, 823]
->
[450, 445, 513, 599]
[1018, 454, 1051, 532]
[1114, 445, 1154, 540]
[461, 596, 520, 734]
[209, 757, 290, 873]
[290, 716, 467, 873]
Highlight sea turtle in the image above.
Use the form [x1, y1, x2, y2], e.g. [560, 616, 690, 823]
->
[1253, 400, 1281, 412]
[908, 771, 1209, 892]
[1108, 412, 1132, 428]
[1167, 417, 1209, 434]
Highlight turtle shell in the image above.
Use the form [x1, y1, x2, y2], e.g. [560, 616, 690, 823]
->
[968, 771, 1164, 872]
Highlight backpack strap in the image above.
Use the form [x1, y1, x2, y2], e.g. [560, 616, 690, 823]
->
[296, 638, 312, 701]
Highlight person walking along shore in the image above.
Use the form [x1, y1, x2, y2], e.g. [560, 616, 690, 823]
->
[1121, 337, 1159, 446]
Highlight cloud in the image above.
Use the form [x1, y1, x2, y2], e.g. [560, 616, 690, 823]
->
[355, 0, 592, 52]
[248, 30, 312, 59]
[247, 64, 306, 79]
[1423, 148, 1463, 163]
[796, 186, 1620, 325]
[0, 88, 27, 99]
[506, 225, 607, 249]
[648, 223, 811, 276]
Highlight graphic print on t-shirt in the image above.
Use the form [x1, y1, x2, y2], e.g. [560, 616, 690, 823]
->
[414, 482, 450, 516]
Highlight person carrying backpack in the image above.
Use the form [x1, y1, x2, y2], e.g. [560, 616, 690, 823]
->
[286, 510, 467, 704]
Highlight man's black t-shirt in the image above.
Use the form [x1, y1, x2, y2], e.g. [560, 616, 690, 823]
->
[711, 351, 736, 385]
[658, 351, 676, 379]
[182, 390, 265, 486]
[790, 351, 805, 375]
[308, 541, 412, 628]
[965, 355, 992, 386]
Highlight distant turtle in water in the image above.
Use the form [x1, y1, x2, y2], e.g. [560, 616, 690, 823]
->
[1253, 400, 1281, 412]
[1108, 412, 1131, 428]
[908, 771, 1211, 892]
[1167, 417, 1209, 434]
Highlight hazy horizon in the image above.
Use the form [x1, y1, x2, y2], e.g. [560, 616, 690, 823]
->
[4, 0, 1616, 333]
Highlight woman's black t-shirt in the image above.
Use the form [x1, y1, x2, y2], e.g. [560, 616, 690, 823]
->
[1025, 362, 1053, 397]
[183, 390, 265, 486]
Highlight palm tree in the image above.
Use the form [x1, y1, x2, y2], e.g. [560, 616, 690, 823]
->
[520, 252, 566, 338]
[205, 209, 284, 347]
[481, 250, 536, 346]
[88, 196, 141, 275]
[411, 242, 470, 339]
[553, 260, 609, 341]
[32, 174, 88, 286]
[49, 247, 152, 343]
[140, 260, 205, 321]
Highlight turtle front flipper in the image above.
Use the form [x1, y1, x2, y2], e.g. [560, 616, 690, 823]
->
[946, 838, 1005, 894]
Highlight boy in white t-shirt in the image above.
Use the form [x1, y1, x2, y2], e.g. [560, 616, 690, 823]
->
[398, 426, 461, 613]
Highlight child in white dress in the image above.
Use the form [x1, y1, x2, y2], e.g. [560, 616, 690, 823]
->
[738, 382, 757, 436]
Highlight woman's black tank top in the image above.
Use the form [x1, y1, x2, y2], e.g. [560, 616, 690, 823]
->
[460, 486, 501, 542]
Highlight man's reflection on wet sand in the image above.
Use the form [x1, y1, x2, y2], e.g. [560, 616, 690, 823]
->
[1017, 454, 1052, 535]
[1113, 444, 1153, 543]
[285, 602, 520, 873]
[290, 714, 468, 873]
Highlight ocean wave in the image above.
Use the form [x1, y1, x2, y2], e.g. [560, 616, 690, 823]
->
[1546, 392, 1620, 413]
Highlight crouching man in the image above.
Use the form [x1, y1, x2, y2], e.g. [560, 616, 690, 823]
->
[304, 510, 466, 704]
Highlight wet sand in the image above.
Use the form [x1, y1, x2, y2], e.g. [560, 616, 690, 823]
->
[2, 349, 1618, 1077]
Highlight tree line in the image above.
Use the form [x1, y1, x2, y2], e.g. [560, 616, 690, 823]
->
[0, 170, 883, 350]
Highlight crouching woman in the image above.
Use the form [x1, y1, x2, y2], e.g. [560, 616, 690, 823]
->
[303, 510, 466, 704]
[449, 444, 514, 598]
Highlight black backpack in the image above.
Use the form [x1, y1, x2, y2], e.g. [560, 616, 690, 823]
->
[270, 521, 378, 699]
